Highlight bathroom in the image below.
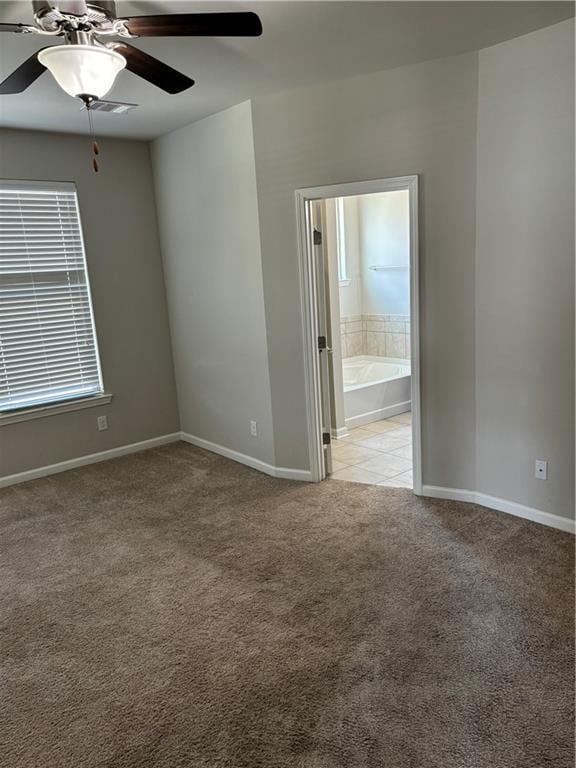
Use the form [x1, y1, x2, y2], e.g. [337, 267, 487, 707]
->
[324, 189, 414, 487]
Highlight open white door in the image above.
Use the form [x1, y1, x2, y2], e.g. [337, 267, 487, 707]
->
[310, 200, 333, 477]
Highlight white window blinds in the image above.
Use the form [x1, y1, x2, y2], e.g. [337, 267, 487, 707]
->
[0, 180, 103, 413]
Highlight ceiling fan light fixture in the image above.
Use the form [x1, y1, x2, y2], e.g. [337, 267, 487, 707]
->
[37, 45, 126, 100]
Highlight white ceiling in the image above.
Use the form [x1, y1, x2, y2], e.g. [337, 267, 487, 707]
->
[0, 1, 573, 139]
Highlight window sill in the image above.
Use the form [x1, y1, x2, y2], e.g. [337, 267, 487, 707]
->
[0, 394, 113, 427]
[339, 279, 351, 287]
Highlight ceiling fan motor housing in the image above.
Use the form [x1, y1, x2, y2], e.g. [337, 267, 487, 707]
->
[32, 1, 117, 32]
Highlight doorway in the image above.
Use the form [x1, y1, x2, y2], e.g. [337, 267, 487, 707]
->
[295, 176, 422, 492]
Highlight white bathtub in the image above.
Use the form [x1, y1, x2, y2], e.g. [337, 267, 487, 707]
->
[342, 355, 411, 428]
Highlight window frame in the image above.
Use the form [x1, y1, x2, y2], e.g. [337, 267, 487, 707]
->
[0, 178, 109, 425]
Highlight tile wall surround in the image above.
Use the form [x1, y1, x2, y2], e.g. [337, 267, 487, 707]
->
[340, 314, 411, 360]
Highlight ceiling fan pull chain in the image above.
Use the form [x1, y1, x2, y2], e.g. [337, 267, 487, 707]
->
[85, 99, 100, 173]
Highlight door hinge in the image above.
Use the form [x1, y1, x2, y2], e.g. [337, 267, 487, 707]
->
[322, 432, 331, 446]
[318, 335, 327, 351]
[313, 228, 322, 246]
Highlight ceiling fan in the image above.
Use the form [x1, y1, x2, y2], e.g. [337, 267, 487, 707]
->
[0, 1, 263, 101]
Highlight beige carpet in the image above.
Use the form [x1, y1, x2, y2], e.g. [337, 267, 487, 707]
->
[1, 442, 573, 768]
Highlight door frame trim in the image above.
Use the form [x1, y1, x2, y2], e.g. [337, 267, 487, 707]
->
[295, 175, 422, 493]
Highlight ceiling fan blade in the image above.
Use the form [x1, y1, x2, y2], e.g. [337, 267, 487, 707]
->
[0, 49, 48, 94]
[118, 12, 262, 37]
[0, 22, 32, 33]
[113, 43, 194, 94]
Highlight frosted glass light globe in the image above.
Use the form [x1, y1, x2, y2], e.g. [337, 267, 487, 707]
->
[38, 45, 126, 100]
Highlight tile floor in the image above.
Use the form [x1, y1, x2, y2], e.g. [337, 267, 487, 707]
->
[329, 411, 412, 487]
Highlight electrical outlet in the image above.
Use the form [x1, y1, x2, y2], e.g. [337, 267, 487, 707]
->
[97, 415, 108, 432]
[250, 420, 258, 437]
[535, 460, 548, 480]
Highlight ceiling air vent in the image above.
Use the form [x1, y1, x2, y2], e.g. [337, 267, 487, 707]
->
[80, 100, 138, 114]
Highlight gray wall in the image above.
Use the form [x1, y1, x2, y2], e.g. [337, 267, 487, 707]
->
[251, 53, 479, 486]
[0, 129, 179, 477]
[476, 20, 575, 518]
[151, 102, 274, 464]
[2, 20, 572, 520]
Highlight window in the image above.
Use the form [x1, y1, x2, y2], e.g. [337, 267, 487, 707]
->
[335, 197, 349, 284]
[0, 180, 104, 414]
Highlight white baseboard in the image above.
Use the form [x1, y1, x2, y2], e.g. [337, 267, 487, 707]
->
[0, 431, 313, 489]
[423, 485, 575, 534]
[179, 432, 313, 482]
[345, 400, 411, 429]
[3, 436, 570, 533]
[331, 426, 349, 439]
[0, 433, 181, 489]
[274, 466, 313, 482]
